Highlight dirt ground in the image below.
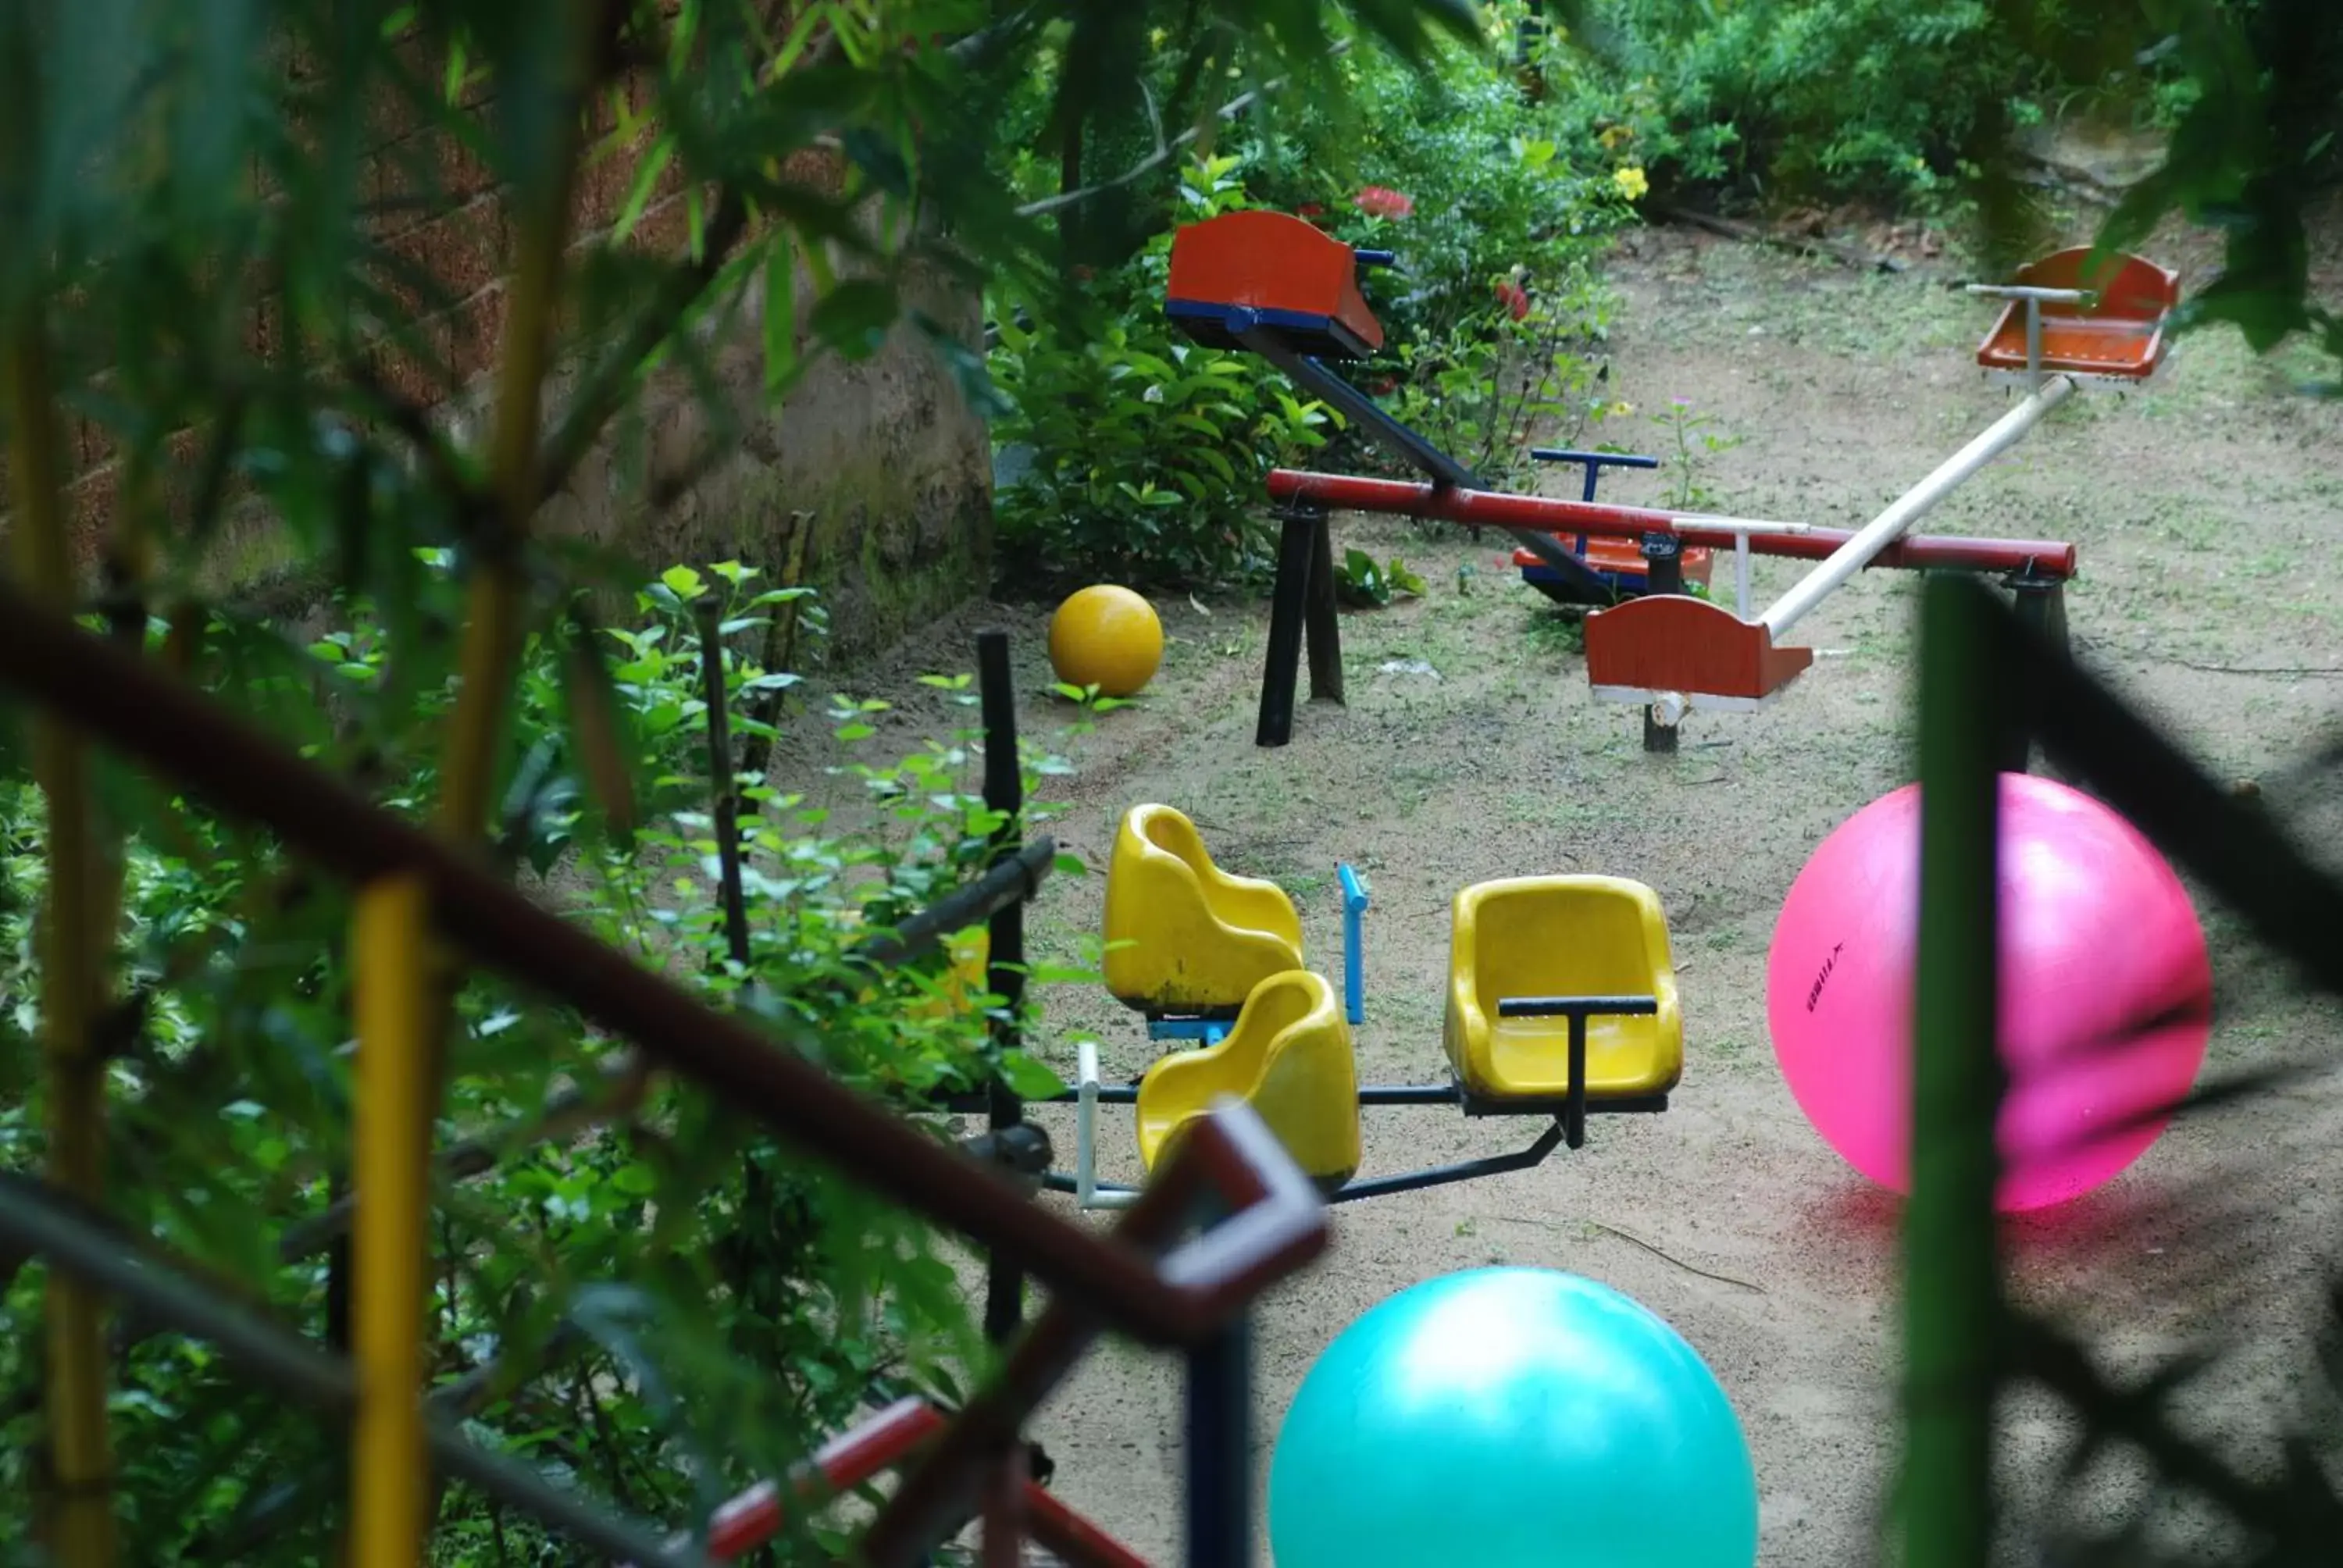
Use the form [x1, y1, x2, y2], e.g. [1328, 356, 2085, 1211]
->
[810, 224, 2343, 1563]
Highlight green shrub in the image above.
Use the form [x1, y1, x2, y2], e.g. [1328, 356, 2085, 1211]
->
[0, 565, 1075, 1563]
[988, 156, 1336, 591]
[989, 18, 1647, 588]
[1252, 24, 1636, 349]
[1544, 0, 2065, 207]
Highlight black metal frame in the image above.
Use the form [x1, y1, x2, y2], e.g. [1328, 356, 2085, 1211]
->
[1040, 993, 1666, 1207]
[1639, 533, 1687, 754]
[1255, 497, 1342, 750]
[2000, 565, 2070, 775]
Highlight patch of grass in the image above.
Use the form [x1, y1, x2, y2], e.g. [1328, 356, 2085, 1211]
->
[1524, 608, 1589, 656]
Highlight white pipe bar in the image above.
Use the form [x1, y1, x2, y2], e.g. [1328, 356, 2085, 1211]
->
[1667, 514, 1816, 536]
[1760, 373, 2076, 638]
[1075, 1042, 1140, 1211]
[1670, 516, 1817, 616]
[1963, 284, 2092, 303]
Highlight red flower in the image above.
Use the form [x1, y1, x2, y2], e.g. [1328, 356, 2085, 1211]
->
[1352, 186, 1414, 220]
[1296, 202, 1326, 219]
[1494, 279, 1532, 321]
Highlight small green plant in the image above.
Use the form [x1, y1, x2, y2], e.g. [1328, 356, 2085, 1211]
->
[1049, 681, 1137, 718]
[1525, 608, 1590, 655]
[1335, 549, 1429, 608]
[1652, 399, 1743, 512]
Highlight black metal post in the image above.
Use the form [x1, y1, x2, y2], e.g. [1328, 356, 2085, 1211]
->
[695, 597, 753, 968]
[1330, 1121, 1566, 1203]
[1304, 509, 1345, 706]
[976, 631, 1026, 1348]
[1354, 1084, 1464, 1106]
[1903, 574, 2010, 1566]
[1186, 1309, 1253, 1568]
[1257, 506, 1320, 748]
[2002, 568, 2069, 775]
[1640, 532, 1685, 754]
[1496, 993, 1658, 1150]
[1566, 1013, 1588, 1149]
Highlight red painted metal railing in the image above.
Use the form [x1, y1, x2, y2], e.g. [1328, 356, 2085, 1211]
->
[690, 1397, 1150, 1567]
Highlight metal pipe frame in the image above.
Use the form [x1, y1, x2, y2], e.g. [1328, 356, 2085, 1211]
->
[1331, 1121, 1565, 1203]
[1057, 992, 1663, 1210]
[1264, 469, 2077, 579]
[1075, 1042, 1144, 1211]
[1673, 514, 1817, 616]
[1760, 374, 2077, 638]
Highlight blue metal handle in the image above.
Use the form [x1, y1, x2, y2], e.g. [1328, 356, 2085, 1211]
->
[1148, 1018, 1234, 1046]
[1338, 864, 1369, 1027]
[1353, 248, 1398, 270]
[1528, 447, 1661, 503]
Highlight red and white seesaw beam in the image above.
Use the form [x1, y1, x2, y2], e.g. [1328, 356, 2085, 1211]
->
[1266, 370, 2078, 712]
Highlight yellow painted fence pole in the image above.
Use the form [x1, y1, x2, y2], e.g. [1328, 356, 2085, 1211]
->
[351, 875, 434, 1568]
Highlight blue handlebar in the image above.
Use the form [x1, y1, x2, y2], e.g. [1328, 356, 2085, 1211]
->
[1339, 864, 1369, 1027]
[1528, 447, 1660, 504]
[1353, 248, 1398, 270]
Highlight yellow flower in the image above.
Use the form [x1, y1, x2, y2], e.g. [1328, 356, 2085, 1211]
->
[1598, 125, 1635, 151]
[1613, 166, 1649, 201]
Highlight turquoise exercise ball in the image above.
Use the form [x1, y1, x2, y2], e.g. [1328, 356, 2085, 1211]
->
[1268, 1267, 1758, 1568]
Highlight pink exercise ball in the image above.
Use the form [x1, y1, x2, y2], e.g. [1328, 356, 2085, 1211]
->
[1765, 773, 2212, 1212]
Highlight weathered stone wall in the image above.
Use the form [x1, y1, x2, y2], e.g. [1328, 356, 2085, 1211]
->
[44, 56, 991, 664]
[543, 256, 994, 663]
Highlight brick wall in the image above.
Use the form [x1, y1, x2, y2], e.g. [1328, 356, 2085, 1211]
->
[52, 55, 993, 664]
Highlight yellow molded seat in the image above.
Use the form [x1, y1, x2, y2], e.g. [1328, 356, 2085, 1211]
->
[1103, 804, 1303, 1014]
[1443, 876, 1681, 1101]
[1136, 970, 1361, 1188]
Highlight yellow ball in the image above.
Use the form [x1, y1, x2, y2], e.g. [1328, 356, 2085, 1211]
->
[1048, 585, 1164, 699]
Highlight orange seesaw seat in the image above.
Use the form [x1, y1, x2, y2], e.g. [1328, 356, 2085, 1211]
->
[1976, 248, 2178, 383]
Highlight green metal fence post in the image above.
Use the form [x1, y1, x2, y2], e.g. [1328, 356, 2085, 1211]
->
[1903, 575, 2011, 1568]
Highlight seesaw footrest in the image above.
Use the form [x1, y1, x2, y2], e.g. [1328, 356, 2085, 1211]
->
[1584, 593, 1813, 703]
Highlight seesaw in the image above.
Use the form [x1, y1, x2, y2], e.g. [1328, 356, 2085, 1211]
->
[1053, 804, 1681, 1208]
[1164, 211, 2178, 752]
